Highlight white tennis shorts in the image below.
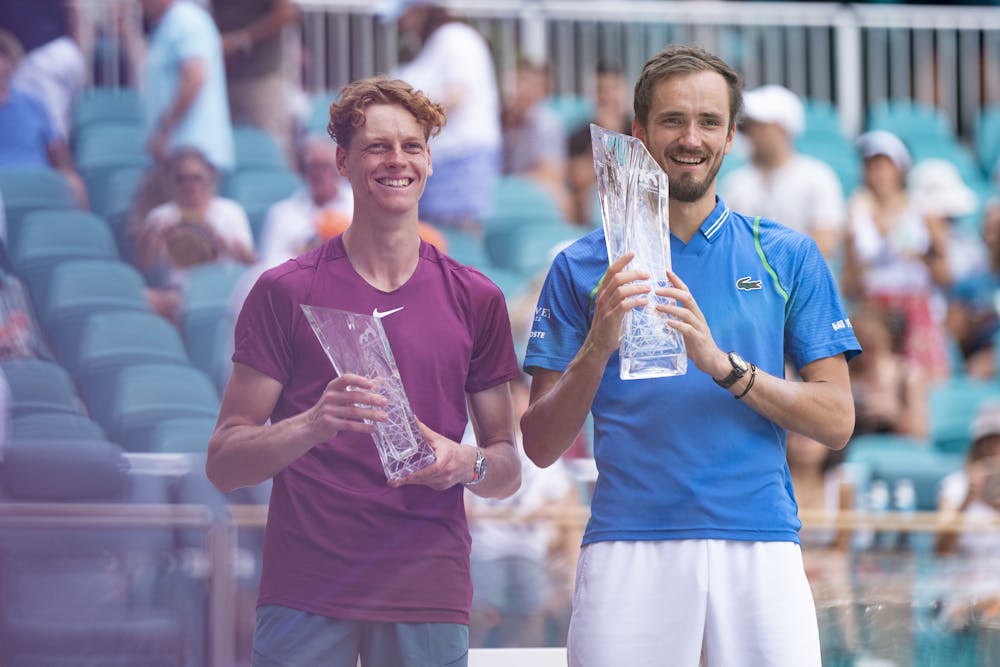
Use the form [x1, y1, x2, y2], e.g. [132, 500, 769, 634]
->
[567, 539, 821, 667]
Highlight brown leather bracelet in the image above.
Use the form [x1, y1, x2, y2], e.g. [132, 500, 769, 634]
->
[735, 363, 756, 400]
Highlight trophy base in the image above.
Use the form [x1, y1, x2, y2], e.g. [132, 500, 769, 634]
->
[620, 352, 688, 380]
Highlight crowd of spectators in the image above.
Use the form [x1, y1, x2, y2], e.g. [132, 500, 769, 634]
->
[2, 0, 1000, 656]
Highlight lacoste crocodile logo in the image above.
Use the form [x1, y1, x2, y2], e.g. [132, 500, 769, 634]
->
[736, 276, 762, 291]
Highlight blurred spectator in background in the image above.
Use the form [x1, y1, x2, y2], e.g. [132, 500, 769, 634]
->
[947, 200, 1000, 378]
[135, 147, 253, 319]
[787, 427, 855, 551]
[211, 0, 299, 158]
[466, 376, 583, 648]
[842, 130, 952, 381]
[936, 403, 1000, 558]
[138, 0, 234, 172]
[720, 85, 846, 260]
[909, 158, 986, 284]
[0, 28, 87, 207]
[933, 404, 1000, 634]
[501, 57, 571, 219]
[567, 61, 632, 227]
[787, 424, 860, 664]
[257, 134, 353, 267]
[0, 0, 85, 140]
[848, 301, 929, 438]
[389, 0, 501, 232]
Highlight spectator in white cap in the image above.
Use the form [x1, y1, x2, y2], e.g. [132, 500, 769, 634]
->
[719, 84, 846, 259]
[910, 158, 986, 284]
[842, 129, 952, 381]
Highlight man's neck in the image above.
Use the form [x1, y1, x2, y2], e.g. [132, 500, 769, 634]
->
[341, 214, 422, 292]
[668, 195, 717, 245]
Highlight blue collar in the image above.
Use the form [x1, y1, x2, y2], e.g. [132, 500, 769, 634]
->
[673, 196, 731, 254]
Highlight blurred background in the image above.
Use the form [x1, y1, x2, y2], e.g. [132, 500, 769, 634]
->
[2, 0, 1000, 665]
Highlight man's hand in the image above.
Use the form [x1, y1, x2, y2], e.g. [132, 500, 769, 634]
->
[654, 268, 728, 379]
[585, 252, 652, 358]
[303, 373, 388, 442]
[389, 420, 477, 491]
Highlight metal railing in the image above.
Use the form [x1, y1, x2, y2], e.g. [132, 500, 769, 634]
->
[1, 499, 999, 665]
[71, 1, 1000, 141]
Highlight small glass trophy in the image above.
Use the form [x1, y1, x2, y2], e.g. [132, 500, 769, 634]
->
[591, 124, 687, 380]
[301, 304, 436, 481]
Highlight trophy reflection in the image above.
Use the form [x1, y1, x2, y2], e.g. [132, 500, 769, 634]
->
[591, 124, 687, 380]
[301, 304, 436, 481]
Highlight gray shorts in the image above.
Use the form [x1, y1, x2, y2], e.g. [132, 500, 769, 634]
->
[251, 604, 469, 667]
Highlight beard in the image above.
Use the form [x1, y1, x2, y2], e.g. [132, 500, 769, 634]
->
[668, 153, 725, 203]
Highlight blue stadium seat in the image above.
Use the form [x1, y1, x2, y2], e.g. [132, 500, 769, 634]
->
[99, 164, 148, 260]
[846, 433, 962, 511]
[0, 168, 77, 244]
[10, 210, 119, 278]
[90, 362, 220, 450]
[233, 124, 287, 169]
[440, 227, 488, 267]
[0, 439, 185, 665]
[484, 218, 583, 277]
[307, 91, 337, 135]
[0, 358, 86, 418]
[146, 417, 218, 455]
[74, 122, 148, 168]
[796, 133, 861, 195]
[56, 311, 190, 405]
[488, 175, 563, 225]
[974, 103, 1000, 176]
[10, 412, 107, 443]
[866, 100, 955, 143]
[180, 262, 247, 389]
[71, 87, 143, 133]
[928, 377, 1000, 454]
[802, 98, 844, 138]
[545, 94, 595, 135]
[29, 258, 152, 334]
[223, 167, 302, 214]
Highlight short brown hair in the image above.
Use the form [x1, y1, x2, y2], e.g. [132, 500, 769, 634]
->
[633, 45, 743, 131]
[327, 76, 446, 148]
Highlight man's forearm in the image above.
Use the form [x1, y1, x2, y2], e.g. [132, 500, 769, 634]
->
[522, 341, 610, 468]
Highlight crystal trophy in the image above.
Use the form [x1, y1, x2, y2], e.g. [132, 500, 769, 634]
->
[591, 123, 687, 380]
[301, 304, 436, 481]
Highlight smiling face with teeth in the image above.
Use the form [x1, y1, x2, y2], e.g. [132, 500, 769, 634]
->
[336, 103, 433, 220]
[632, 70, 735, 208]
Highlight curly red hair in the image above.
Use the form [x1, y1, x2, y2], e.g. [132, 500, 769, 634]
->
[327, 76, 446, 148]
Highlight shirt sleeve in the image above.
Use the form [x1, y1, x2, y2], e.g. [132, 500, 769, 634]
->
[466, 279, 520, 393]
[781, 234, 861, 369]
[231, 267, 297, 385]
[523, 251, 592, 374]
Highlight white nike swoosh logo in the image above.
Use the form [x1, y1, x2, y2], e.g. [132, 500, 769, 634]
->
[373, 306, 405, 319]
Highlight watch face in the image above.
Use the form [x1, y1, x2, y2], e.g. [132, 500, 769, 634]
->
[729, 352, 749, 374]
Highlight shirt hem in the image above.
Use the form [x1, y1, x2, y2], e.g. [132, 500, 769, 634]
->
[582, 528, 801, 545]
[256, 596, 470, 625]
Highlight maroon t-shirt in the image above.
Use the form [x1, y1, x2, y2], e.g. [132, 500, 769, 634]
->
[232, 236, 519, 624]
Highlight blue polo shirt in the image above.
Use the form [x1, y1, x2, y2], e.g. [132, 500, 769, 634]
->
[524, 197, 861, 545]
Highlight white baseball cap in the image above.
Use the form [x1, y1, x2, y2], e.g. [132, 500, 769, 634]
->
[741, 85, 805, 137]
[856, 130, 911, 171]
[908, 158, 978, 219]
[972, 405, 1000, 442]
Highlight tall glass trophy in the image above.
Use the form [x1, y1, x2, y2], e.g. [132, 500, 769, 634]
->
[301, 304, 436, 481]
[591, 124, 687, 380]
